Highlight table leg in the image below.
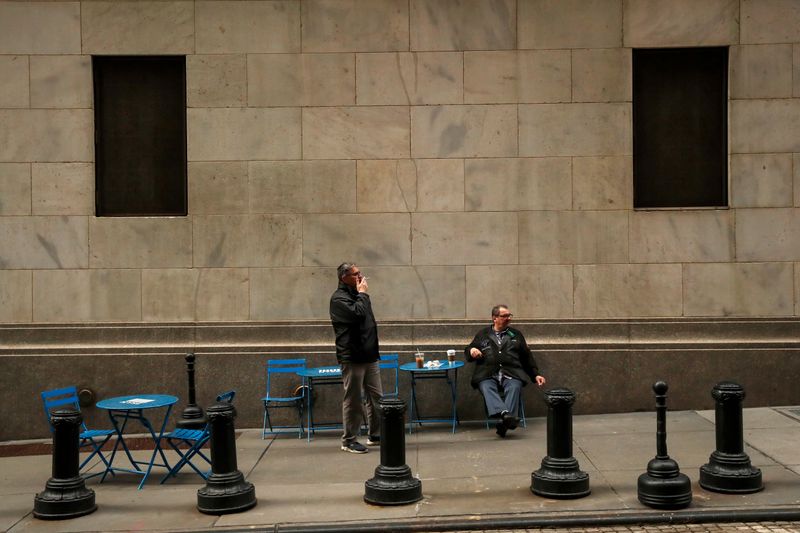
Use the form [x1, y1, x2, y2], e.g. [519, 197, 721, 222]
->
[407, 374, 417, 434]
[306, 378, 314, 443]
[100, 411, 139, 483]
[449, 369, 458, 434]
[136, 405, 173, 490]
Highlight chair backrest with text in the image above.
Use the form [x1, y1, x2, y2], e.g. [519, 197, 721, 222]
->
[379, 353, 400, 398]
[41, 386, 87, 432]
[266, 358, 307, 400]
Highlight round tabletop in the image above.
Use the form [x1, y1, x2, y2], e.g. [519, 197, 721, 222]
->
[96, 394, 178, 410]
[296, 366, 342, 378]
[400, 360, 464, 372]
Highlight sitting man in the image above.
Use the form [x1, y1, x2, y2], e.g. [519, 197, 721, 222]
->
[465, 305, 546, 437]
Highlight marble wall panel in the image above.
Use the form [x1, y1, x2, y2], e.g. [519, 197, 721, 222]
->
[731, 99, 800, 154]
[466, 265, 573, 319]
[574, 264, 683, 317]
[187, 55, 247, 108]
[518, 0, 622, 49]
[33, 269, 141, 322]
[250, 267, 332, 320]
[464, 50, 571, 104]
[302, 0, 408, 52]
[797, 263, 800, 315]
[366, 266, 465, 319]
[142, 269, 198, 322]
[356, 52, 463, 105]
[188, 162, 249, 215]
[187, 108, 301, 161]
[0, 2, 80, 54]
[411, 105, 517, 158]
[356, 160, 416, 213]
[683, 262, 794, 316]
[0, 163, 31, 215]
[795, 155, 800, 207]
[630, 211, 734, 263]
[624, 0, 739, 47]
[302, 214, 410, 266]
[572, 49, 632, 103]
[741, 0, 800, 44]
[0, 56, 28, 108]
[736, 208, 800, 261]
[303, 107, 409, 159]
[0, 110, 93, 162]
[195, 1, 300, 53]
[192, 215, 302, 267]
[0, 216, 87, 269]
[519, 211, 628, 264]
[248, 53, 354, 107]
[416, 159, 464, 212]
[30, 56, 92, 109]
[31, 163, 93, 215]
[572, 156, 632, 210]
[730, 45, 793, 99]
[519, 103, 631, 157]
[250, 161, 356, 213]
[0, 270, 32, 323]
[730, 154, 793, 208]
[195, 268, 250, 321]
[89, 218, 192, 268]
[81, 1, 193, 54]
[410, 0, 515, 51]
[795, 46, 800, 98]
[412, 212, 517, 265]
[464, 158, 571, 211]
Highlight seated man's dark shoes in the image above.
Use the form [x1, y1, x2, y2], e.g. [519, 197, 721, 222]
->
[495, 420, 507, 438]
[501, 411, 519, 430]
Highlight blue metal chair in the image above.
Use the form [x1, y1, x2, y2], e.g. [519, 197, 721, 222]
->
[379, 353, 400, 398]
[160, 390, 235, 484]
[41, 386, 116, 477]
[262, 358, 306, 439]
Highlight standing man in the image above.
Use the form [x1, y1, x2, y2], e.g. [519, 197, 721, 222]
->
[330, 262, 383, 453]
[465, 305, 546, 438]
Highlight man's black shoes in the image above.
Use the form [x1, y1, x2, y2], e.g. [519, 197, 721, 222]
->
[502, 412, 519, 430]
[495, 421, 507, 438]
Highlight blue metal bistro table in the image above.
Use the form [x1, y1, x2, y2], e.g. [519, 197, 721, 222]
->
[96, 394, 178, 489]
[400, 360, 464, 434]
[296, 366, 343, 442]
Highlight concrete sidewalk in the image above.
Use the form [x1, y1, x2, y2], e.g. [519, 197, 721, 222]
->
[3, 407, 800, 532]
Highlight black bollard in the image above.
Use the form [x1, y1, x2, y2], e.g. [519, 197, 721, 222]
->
[34, 409, 97, 520]
[197, 402, 256, 514]
[637, 381, 692, 509]
[364, 398, 422, 505]
[699, 382, 763, 493]
[177, 353, 206, 429]
[531, 388, 590, 498]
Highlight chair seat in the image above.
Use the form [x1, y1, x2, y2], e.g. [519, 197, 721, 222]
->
[262, 395, 302, 403]
[163, 428, 206, 441]
[80, 429, 116, 439]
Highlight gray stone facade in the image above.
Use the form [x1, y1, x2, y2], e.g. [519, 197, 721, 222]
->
[1, 0, 800, 439]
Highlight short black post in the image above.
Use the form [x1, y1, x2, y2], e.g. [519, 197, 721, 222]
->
[364, 398, 422, 505]
[34, 409, 97, 520]
[531, 388, 590, 499]
[197, 402, 256, 514]
[637, 381, 692, 509]
[699, 381, 762, 493]
[177, 353, 206, 429]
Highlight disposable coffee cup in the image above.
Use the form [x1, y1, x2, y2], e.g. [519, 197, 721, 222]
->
[415, 352, 424, 368]
[446, 349, 456, 364]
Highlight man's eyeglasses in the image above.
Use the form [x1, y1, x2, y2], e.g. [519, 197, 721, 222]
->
[496, 313, 513, 319]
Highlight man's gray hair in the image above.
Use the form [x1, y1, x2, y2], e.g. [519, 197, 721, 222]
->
[337, 262, 356, 280]
[491, 304, 509, 317]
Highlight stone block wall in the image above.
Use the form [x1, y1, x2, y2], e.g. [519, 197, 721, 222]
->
[0, 0, 799, 324]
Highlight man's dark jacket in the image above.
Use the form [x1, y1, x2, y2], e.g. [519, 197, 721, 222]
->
[464, 326, 539, 389]
[329, 281, 380, 364]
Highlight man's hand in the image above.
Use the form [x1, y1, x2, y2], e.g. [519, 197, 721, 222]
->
[469, 347, 483, 359]
[356, 276, 368, 293]
[535, 375, 546, 387]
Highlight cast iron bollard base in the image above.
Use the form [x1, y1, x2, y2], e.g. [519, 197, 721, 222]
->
[34, 409, 97, 520]
[197, 402, 256, 515]
[177, 353, 206, 430]
[637, 381, 692, 510]
[531, 388, 590, 499]
[364, 398, 422, 506]
[699, 382, 763, 494]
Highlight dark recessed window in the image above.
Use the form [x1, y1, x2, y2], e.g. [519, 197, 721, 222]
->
[633, 47, 728, 208]
[93, 56, 187, 216]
